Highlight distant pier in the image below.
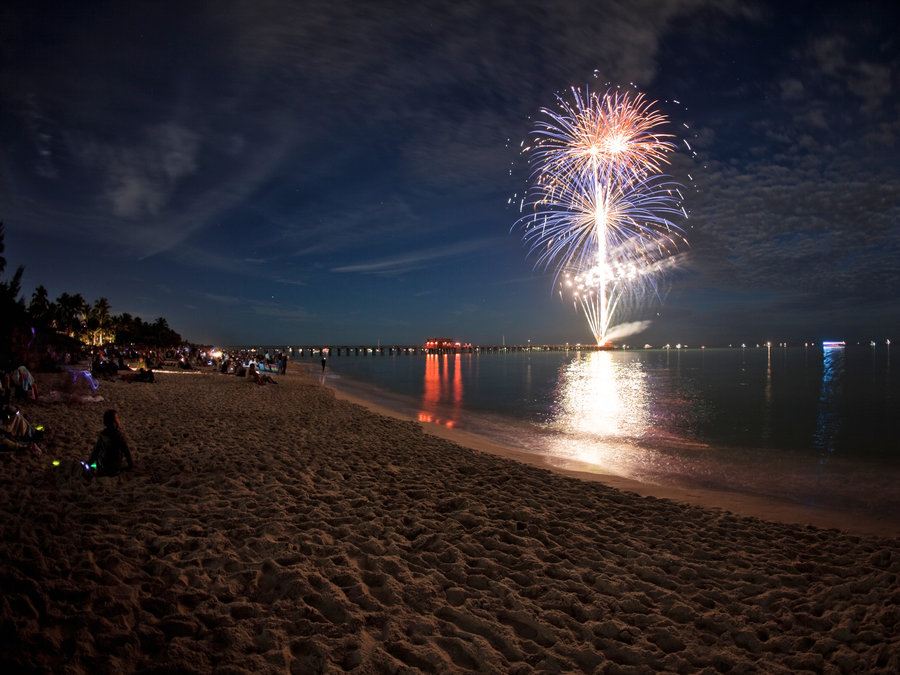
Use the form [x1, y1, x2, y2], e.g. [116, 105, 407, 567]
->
[288, 344, 608, 357]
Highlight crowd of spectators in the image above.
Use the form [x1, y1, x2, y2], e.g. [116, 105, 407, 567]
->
[207, 349, 289, 385]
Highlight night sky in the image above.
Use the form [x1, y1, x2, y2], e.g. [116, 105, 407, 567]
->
[2, 0, 898, 347]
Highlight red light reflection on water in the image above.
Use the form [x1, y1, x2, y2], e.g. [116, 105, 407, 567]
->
[418, 353, 463, 428]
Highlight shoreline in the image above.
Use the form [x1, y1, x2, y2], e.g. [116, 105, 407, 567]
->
[307, 363, 899, 538]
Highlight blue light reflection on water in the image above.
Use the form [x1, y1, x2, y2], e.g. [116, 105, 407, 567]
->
[815, 344, 844, 455]
[323, 346, 900, 519]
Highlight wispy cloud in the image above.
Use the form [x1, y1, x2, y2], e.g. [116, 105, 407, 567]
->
[332, 237, 502, 275]
[202, 293, 243, 306]
[76, 123, 201, 218]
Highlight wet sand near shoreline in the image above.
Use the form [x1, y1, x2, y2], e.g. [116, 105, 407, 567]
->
[1, 367, 897, 673]
[311, 364, 899, 540]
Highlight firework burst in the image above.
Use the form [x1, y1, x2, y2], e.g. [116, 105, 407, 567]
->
[528, 87, 675, 188]
[514, 85, 689, 345]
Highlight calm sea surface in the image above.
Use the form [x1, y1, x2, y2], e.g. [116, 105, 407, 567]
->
[312, 346, 900, 525]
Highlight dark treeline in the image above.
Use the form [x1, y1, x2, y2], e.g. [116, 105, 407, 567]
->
[0, 222, 183, 371]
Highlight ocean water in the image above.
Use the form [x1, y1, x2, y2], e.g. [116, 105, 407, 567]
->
[312, 345, 900, 525]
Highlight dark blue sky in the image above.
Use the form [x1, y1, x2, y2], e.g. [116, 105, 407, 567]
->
[2, 0, 898, 346]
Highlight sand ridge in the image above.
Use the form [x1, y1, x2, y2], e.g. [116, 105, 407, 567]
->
[0, 368, 897, 673]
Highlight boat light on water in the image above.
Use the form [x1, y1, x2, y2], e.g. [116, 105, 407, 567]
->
[823, 341, 845, 348]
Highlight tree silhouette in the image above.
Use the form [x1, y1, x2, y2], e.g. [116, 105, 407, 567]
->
[28, 285, 54, 331]
[54, 292, 87, 339]
[0, 222, 26, 368]
[0, 222, 24, 305]
[86, 297, 113, 345]
[1, 224, 184, 365]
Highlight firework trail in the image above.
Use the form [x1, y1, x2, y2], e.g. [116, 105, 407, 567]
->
[514, 85, 689, 345]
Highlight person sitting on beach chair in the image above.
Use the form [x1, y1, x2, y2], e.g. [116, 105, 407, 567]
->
[88, 409, 134, 476]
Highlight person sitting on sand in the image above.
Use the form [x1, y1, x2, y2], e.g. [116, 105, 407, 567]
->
[120, 367, 154, 383]
[9, 365, 38, 401]
[1, 405, 41, 442]
[247, 363, 277, 385]
[0, 405, 43, 455]
[88, 409, 134, 477]
[91, 353, 117, 379]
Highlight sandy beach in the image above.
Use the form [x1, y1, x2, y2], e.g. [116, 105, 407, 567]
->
[1, 366, 898, 673]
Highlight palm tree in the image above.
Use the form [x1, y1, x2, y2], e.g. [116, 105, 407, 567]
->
[54, 292, 87, 339]
[152, 317, 181, 347]
[0, 223, 27, 367]
[112, 312, 134, 344]
[28, 285, 54, 331]
[86, 297, 112, 345]
[0, 222, 24, 305]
